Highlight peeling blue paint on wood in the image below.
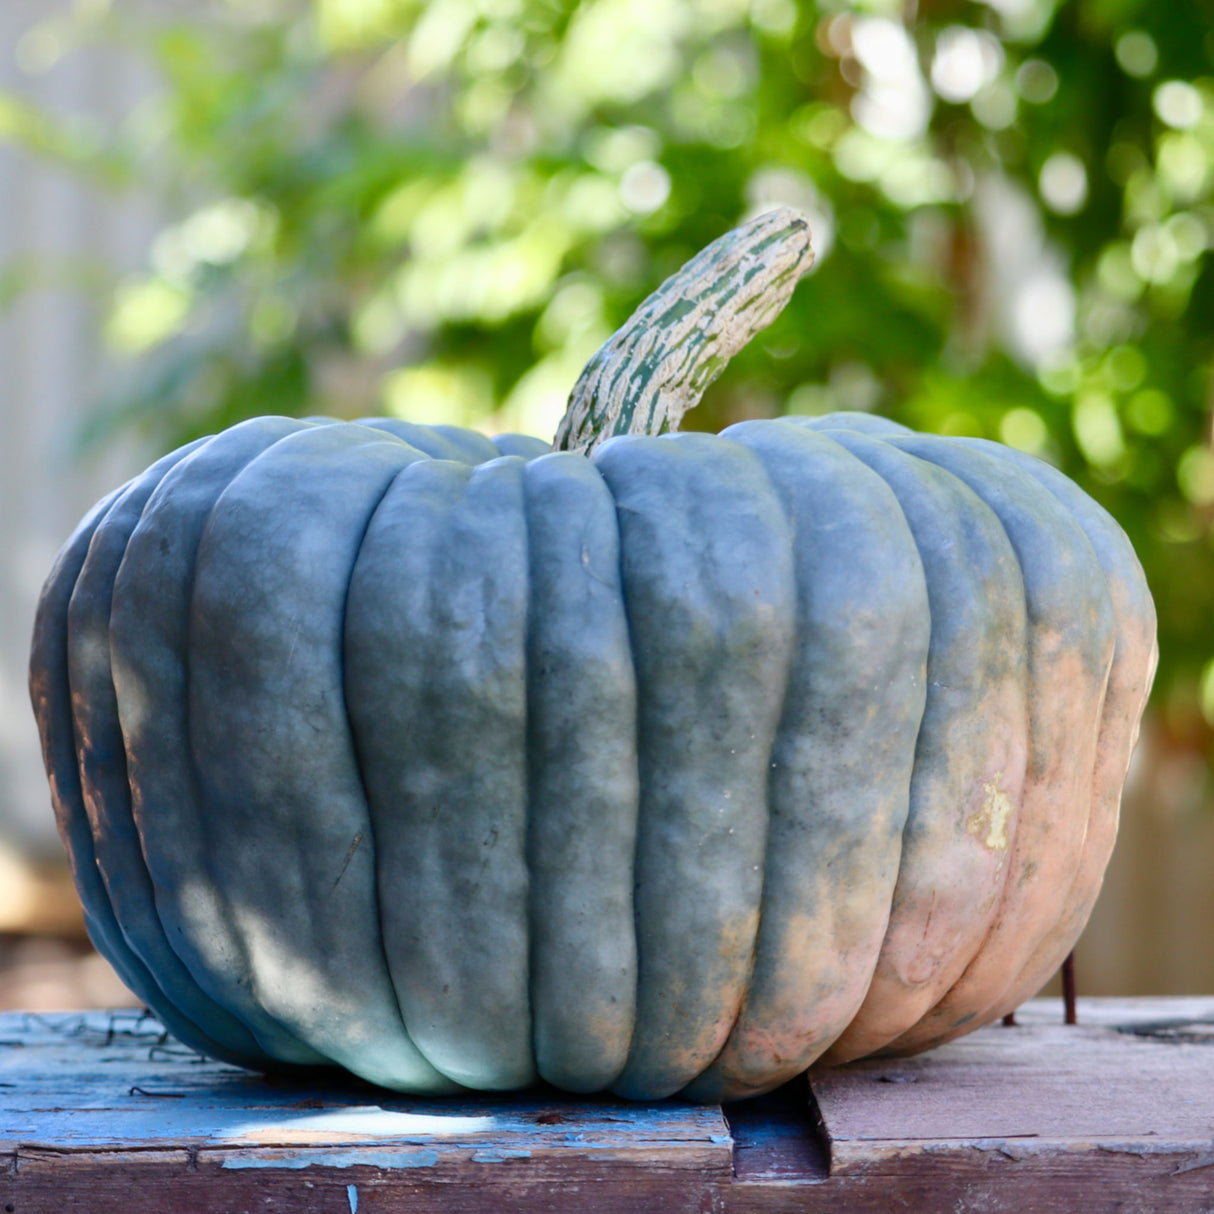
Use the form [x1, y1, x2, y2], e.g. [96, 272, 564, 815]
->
[5, 1002, 1214, 1213]
[0, 1011, 731, 1163]
[222, 1149, 440, 1170]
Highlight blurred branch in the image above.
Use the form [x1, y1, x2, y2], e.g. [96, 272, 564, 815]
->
[0, 90, 132, 185]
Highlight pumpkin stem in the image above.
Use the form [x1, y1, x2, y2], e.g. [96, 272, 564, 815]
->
[552, 206, 814, 455]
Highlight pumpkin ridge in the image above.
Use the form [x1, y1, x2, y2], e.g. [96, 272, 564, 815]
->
[28, 470, 262, 1066]
[877, 434, 1116, 1054]
[355, 416, 496, 464]
[676, 423, 927, 1102]
[66, 438, 279, 1066]
[804, 426, 1030, 1064]
[595, 433, 794, 1101]
[116, 419, 326, 1065]
[675, 433, 797, 1095]
[952, 438, 1158, 1015]
[521, 452, 640, 1092]
[346, 454, 534, 1091]
[189, 425, 453, 1089]
[338, 444, 441, 1070]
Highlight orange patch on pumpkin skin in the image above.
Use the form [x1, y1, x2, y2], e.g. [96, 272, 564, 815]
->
[699, 900, 891, 1097]
[881, 644, 1111, 1057]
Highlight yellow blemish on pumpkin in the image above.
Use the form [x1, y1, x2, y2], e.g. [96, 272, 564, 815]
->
[966, 773, 1013, 851]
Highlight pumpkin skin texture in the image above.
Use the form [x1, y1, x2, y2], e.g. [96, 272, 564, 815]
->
[29, 411, 1156, 1101]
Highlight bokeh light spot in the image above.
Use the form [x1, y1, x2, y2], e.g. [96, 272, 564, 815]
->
[1126, 388, 1173, 436]
[1115, 31, 1158, 79]
[1178, 445, 1214, 506]
[1016, 58, 1057, 104]
[1154, 80, 1203, 129]
[999, 406, 1049, 454]
[619, 160, 671, 214]
[1039, 152, 1087, 214]
[1073, 392, 1125, 466]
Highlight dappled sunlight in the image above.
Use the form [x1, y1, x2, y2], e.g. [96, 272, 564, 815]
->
[930, 25, 1003, 106]
[849, 16, 931, 142]
[227, 1107, 498, 1142]
[1038, 153, 1087, 216]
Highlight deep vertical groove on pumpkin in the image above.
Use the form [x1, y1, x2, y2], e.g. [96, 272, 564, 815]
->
[339, 450, 432, 1061]
[553, 207, 814, 457]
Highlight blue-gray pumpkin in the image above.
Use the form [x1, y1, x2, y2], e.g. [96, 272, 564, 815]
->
[28, 211, 1156, 1101]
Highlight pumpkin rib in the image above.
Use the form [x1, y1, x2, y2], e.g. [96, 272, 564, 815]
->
[337, 446, 452, 1086]
[354, 417, 489, 462]
[64, 440, 284, 1067]
[28, 472, 260, 1065]
[346, 455, 535, 1092]
[593, 432, 796, 1101]
[188, 424, 453, 1090]
[878, 435, 1117, 1053]
[681, 422, 930, 1102]
[953, 439, 1158, 1016]
[810, 428, 1030, 1064]
[521, 452, 640, 1093]
[787, 412, 912, 438]
[112, 418, 330, 1066]
[494, 433, 554, 461]
[427, 423, 504, 463]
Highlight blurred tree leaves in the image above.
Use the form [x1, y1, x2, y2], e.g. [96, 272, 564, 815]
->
[4, 0, 1214, 745]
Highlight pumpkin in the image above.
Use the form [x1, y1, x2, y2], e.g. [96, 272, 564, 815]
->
[29, 210, 1156, 1102]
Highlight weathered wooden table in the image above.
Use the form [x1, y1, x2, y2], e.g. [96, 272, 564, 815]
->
[2, 997, 1211, 1212]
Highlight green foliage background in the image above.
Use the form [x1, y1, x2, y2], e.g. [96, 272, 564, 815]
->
[5, 0, 1214, 753]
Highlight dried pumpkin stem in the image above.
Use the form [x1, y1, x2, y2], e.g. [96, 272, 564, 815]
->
[553, 206, 815, 455]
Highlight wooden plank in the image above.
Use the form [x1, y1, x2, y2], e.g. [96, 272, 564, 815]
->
[3, 999, 1213, 1212]
[728, 1140, 1214, 1214]
[0, 1010, 731, 1213]
[812, 996, 1214, 1141]
[6, 1149, 729, 1214]
[728, 996, 1214, 1213]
